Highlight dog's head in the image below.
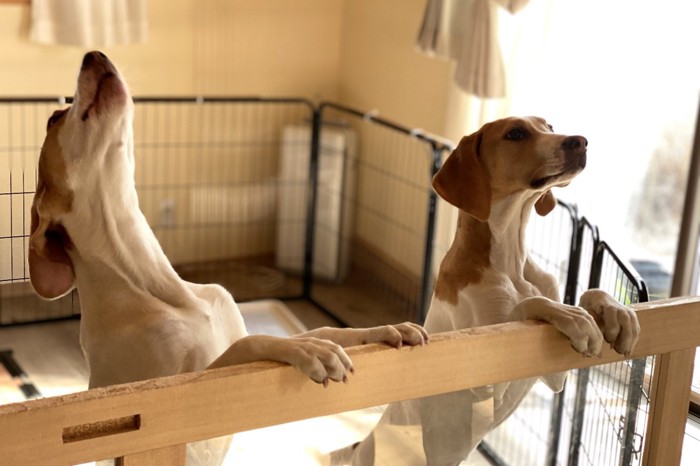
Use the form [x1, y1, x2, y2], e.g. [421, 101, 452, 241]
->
[433, 116, 587, 221]
[28, 51, 134, 299]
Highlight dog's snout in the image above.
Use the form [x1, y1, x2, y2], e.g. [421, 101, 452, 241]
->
[81, 52, 95, 71]
[81, 51, 109, 71]
[562, 136, 588, 151]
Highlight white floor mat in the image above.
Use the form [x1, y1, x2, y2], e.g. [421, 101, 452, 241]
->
[239, 299, 308, 336]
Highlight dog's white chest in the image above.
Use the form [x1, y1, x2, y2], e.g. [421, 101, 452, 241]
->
[425, 268, 547, 332]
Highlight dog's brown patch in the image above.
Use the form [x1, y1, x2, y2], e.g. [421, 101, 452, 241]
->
[434, 214, 491, 305]
[35, 117, 74, 222]
[432, 133, 491, 221]
[28, 115, 76, 299]
[30, 115, 74, 261]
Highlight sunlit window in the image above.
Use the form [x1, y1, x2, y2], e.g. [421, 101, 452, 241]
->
[497, 0, 700, 444]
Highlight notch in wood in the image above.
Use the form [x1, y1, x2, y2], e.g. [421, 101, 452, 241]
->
[63, 414, 141, 443]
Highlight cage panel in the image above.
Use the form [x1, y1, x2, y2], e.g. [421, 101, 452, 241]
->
[307, 104, 441, 326]
[0, 97, 661, 466]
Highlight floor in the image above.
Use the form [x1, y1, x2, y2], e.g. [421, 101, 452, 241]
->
[0, 299, 489, 466]
[682, 415, 700, 466]
[176, 256, 421, 329]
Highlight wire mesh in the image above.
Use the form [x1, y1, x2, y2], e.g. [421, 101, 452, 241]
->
[308, 103, 445, 326]
[0, 97, 449, 327]
[0, 98, 317, 323]
[566, 240, 652, 466]
[574, 219, 599, 301]
[481, 212, 653, 466]
[527, 200, 578, 296]
[480, 201, 579, 466]
[0, 99, 80, 324]
[131, 98, 315, 303]
[0, 97, 659, 466]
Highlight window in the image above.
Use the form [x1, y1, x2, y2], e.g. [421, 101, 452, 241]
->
[496, 0, 700, 440]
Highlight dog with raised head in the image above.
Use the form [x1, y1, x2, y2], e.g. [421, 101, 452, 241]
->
[335, 117, 640, 465]
[28, 51, 428, 465]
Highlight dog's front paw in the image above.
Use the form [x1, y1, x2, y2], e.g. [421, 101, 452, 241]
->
[286, 337, 354, 387]
[579, 289, 640, 357]
[364, 322, 429, 348]
[516, 296, 603, 357]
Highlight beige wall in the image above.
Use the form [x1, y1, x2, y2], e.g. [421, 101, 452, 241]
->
[338, 0, 451, 136]
[0, 1, 451, 124]
[0, 0, 454, 279]
[0, 0, 343, 98]
[335, 0, 453, 276]
[0, 0, 451, 126]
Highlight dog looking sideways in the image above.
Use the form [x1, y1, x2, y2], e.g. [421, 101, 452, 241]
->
[28, 51, 428, 465]
[335, 117, 640, 465]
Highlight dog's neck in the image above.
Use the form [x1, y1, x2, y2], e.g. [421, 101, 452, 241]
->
[65, 144, 194, 313]
[486, 192, 538, 272]
[435, 192, 539, 304]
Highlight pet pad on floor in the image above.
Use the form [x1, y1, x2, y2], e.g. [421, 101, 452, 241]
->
[238, 299, 307, 337]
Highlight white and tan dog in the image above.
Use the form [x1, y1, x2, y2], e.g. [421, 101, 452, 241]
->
[28, 51, 427, 465]
[336, 117, 640, 465]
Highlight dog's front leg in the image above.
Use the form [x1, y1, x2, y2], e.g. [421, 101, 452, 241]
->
[208, 335, 354, 386]
[512, 296, 601, 392]
[579, 289, 640, 356]
[300, 322, 429, 348]
[419, 390, 480, 466]
[511, 296, 604, 357]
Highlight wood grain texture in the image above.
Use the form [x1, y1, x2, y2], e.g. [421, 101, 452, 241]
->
[0, 297, 698, 465]
[642, 348, 696, 466]
[117, 444, 186, 466]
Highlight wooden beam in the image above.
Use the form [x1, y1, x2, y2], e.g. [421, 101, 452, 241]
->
[116, 444, 186, 466]
[652, 97, 700, 466]
[0, 297, 698, 465]
[642, 348, 696, 466]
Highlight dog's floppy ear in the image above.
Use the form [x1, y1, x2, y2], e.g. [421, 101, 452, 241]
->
[534, 189, 557, 216]
[28, 161, 76, 300]
[432, 132, 491, 221]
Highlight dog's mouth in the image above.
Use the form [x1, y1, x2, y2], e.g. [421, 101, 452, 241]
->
[42, 223, 73, 262]
[531, 174, 558, 189]
[76, 51, 128, 121]
[80, 72, 120, 121]
[530, 151, 587, 189]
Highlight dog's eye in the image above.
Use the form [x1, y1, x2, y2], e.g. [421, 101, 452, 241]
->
[46, 109, 68, 130]
[547, 124, 554, 132]
[505, 127, 527, 141]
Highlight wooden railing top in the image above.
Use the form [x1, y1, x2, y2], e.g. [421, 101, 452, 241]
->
[1, 297, 699, 465]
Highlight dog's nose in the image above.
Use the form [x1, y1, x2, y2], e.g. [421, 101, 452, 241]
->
[81, 52, 95, 70]
[81, 51, 108, 71]
[562, 136, 588, 151]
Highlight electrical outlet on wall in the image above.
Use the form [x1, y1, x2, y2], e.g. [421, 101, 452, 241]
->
[160, 198, 176, 228]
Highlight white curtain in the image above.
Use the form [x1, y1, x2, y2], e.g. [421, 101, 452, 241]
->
[416, 0, 530, 98]
[31, 0, 148, 47]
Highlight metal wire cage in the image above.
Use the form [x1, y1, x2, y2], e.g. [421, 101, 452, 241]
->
[0, 96, 655, 465]
[480, 210, 652, 466]
[475, 201, 578, 466]
[564, 241, 652, 466]
[0, 98, 81, 324]
[307, 103, 448, 326]
[132, 98, 318, 303]
[0, 97, 452, 327]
